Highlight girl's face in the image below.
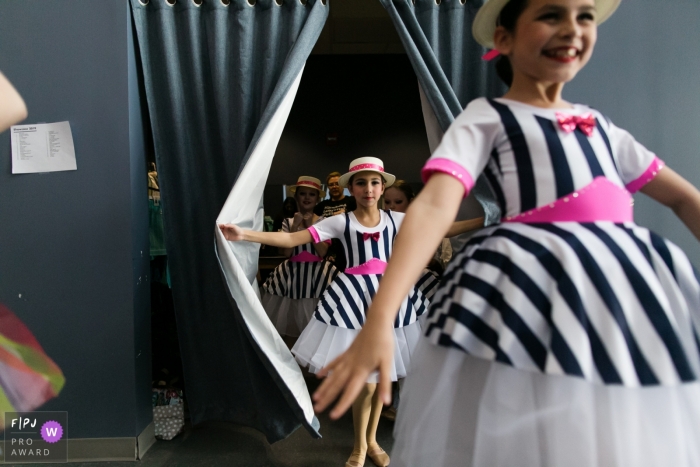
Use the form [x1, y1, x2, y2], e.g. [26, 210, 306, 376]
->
[495, 0, 597, 86]
[383, 187, 410, 213]
[350, 171, 385, 209]
[295, 187, 319, 213]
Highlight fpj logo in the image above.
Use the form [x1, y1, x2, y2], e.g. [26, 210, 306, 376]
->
[5, 411, 68, 463]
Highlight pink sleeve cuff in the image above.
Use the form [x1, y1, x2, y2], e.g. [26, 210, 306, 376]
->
[421, 158, 475, 198]
[307, 225, 321, 243]
[625, 156, 665, 193]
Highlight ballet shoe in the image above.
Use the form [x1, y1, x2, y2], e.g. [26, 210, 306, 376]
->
[345, 448, 366, 467]
[367, 444, 390, 467]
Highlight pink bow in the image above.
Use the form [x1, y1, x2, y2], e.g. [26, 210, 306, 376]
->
[362, 232, 380, 242]
[556, 112, 596, 137]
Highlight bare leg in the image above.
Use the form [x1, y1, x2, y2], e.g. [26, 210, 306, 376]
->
[366, 384, 391, 466]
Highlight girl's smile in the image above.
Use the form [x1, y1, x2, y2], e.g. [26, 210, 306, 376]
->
[295, 186, 319, 212]
[495, 0, 597, 101]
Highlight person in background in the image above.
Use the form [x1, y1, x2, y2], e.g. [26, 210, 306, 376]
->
[314, 171, 357, 217]
[260, 176, 338, 348]
[385, 180, 485, 274]
[314, 171, 357, 271]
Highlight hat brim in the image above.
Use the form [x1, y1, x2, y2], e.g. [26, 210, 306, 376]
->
[338, 170, 395, 189]
[290, 185, 326, 199]
[473, 0, 621, 49]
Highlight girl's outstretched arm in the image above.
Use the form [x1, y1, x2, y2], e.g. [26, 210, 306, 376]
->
[0, 72, 27, 133]
[446, 217, 485, 238]
[219, 223, 313, 248]
[313, 173, 464, 419]
[640, 167, 700, 241]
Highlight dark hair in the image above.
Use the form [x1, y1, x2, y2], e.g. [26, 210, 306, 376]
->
[282, 197, 297, 216]
[385, 180, 415, 202]
[495, 0, 528, 87]
[326, 171, 342, 183]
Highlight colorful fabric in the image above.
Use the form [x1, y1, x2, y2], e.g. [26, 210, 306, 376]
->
[0, 305, 65, 420]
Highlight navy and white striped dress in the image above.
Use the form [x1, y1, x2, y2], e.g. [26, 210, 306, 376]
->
[392, 98, 700, 467]
[292, 210, 439, 382]
[260, 218, 338, 338]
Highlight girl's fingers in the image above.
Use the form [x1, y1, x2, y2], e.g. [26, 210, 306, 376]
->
[313, 364, 350, 411]
[377, 359, 393, 406]
[329, 375, 367, 420]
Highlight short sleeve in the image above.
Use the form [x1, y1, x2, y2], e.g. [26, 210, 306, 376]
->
[307, 214, 346, 243]
[422, 98, 501, 197]
[605, 120, 665, 193]
[313, 216, 332, 244]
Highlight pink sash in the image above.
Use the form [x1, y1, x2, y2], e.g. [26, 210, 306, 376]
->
[345, 258, 388, 275]
[503, 177, 633, 223]
[289, 251, 323, 263]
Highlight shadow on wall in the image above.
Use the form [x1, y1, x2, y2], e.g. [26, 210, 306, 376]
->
[266, 54, 430, 217]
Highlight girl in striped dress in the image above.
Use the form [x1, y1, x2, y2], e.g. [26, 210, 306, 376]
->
[312, 0, 700, 466]
[260, 176, 339, 347]
[220, 157, 439, 467]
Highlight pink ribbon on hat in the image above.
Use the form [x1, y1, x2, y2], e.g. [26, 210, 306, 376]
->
[362, 232, 381, 242]
[350, 163, 385, 173]
[296, 180, 322, 190]
[556, 112, 596, 136]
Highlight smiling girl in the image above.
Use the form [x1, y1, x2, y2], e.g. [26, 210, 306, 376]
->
[220, 157, 439, 467]
[312, 0, 700, 465]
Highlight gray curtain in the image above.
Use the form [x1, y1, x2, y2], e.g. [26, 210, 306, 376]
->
[130, 0, 327, 442]
[381, 0, 506, 226]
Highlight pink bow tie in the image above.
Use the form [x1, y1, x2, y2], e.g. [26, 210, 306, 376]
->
[363, 232, 380, 242]
[556, 112, 596, 137]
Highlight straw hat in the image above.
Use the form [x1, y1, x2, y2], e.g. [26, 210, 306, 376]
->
[472, 0, 621, 49]
[338, 157, 396, 188]
[289, 176, 326, 198]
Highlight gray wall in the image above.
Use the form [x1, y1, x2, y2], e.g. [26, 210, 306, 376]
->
[565, 0, 700, 265]
[0, 0, 152, 439]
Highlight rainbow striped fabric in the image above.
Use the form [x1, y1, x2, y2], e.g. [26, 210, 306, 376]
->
[0, 304, 64, 422]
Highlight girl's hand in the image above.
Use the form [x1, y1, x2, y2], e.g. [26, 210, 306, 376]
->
[219, 223, 244, 242]
[313, 318, 395, 419]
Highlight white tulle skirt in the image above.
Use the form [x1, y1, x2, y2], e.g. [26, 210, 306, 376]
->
[292, 319, 422, 383]
[260, 292, 317, 338]
[392, 338, 700, 467]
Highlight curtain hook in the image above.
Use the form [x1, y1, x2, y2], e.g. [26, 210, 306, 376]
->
[247, 0, 256, 6]
[192, 0, 202, 5]
[138, 0, 149, 5]
[220, 0, 230, 5]
[299, 0, 308, 4]
[275, 0, 283, 5]
[165, 0, 176, 5]
[460, 0, 466, 4]
[435, 0, 441, 5]
[320, 0, 327, 6]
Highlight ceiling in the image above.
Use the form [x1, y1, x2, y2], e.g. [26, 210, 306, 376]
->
[311, 0, 405, 54]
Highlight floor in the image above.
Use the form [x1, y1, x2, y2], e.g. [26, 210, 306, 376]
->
[7, 379, 395, 467]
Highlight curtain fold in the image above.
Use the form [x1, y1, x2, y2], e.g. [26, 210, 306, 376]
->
[130, 0, 327, 442]
[381, 0, 506, 227]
